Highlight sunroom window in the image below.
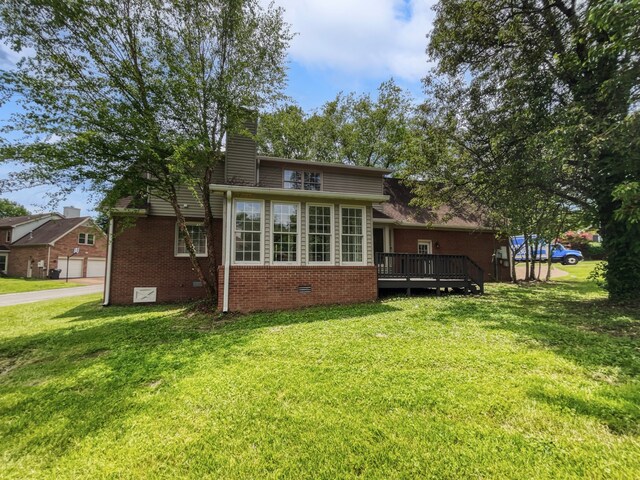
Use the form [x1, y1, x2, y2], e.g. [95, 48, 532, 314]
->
[308, 205, 332, 263]
[234, 200, 262, 262]
[272, 203, 298, 262]
[341, 207, 364, 263]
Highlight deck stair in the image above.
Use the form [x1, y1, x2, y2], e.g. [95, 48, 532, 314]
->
[376, 253, 484, 296]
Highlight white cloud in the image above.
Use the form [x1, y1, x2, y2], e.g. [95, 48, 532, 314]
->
[271, 0, 437, 81]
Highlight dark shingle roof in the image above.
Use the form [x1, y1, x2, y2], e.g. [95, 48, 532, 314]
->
[0, 214, 53, 228]
[374, 178, 491, 230]
[12, 217, 90, 246]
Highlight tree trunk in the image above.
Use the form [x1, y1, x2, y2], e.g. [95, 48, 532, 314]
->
[169, 191, 215, 302]
[523, 235, 530, 281]
[201, 167, 219, 301]
[545, 253, 553, 282]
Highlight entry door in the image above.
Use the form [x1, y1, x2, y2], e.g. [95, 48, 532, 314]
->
[0, 253, 7, 274]
[418, 240, 432, 254]
[27, 257, 33, 278]
[417, 240, 433, 276]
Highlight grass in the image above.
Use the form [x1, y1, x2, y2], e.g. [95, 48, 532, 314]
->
[0, 277, 82, 294]
[0, 261, 638, 478]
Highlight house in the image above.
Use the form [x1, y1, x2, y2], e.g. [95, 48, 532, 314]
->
[0, 207, 107, 279]
[105, 118, 511, 312]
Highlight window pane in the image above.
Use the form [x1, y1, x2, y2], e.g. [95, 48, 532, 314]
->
[341, 207, 364, 262]
[304, 172, 321, 191]
[235, 201, 262, 262]
[177, 224, 207, 255]
[273, 203, 298, 262]
[284, 170, 321, 190]
[283, 170, 302, 189]
[308, 205, 332, 262]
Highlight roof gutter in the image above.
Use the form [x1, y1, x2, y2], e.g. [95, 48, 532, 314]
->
[210, 184, 389, 204]
[102, 218, 114, 306]
[372, 218, 496, 232]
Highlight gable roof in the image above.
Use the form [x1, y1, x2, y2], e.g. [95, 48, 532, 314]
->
[12, 217, 91, 246]
[373, 178, 492, 231]
[0, 214, 58, 228]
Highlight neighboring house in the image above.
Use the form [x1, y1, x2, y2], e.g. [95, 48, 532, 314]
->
[0, 207, 107, 278]
[106, 118, 511, 312]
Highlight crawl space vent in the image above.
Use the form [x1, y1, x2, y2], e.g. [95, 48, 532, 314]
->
[298, 285, 312, 294]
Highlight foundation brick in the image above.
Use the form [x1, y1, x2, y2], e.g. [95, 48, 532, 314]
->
[217, 265, 378, 313]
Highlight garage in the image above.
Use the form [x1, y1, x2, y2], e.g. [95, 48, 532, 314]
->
[57, 257, 84, 278]
[86, 258, 106, 277]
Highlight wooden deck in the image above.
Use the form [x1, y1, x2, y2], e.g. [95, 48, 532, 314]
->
[376, 253, 484, 295]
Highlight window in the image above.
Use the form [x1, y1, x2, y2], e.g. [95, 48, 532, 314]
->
[418, 240, 432, 255]
[175, 223, 207, 256]
[0, 253, 7, 273]
[78, 233, 95, 245]
[308, 205, 332, 263]
[272, 203, 299, 263]
[341, 207, 364, 263]
[6, 231, 11, 243]
[283, 169, 321, 191]
[234, 200, 262, 262]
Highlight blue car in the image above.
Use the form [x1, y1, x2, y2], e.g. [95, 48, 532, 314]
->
[511, 236, 583, 265]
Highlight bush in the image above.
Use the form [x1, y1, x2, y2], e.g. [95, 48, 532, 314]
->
[584, 242, 606, 260]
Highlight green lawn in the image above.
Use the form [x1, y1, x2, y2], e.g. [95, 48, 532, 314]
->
[0, 277, 82, 294]
[1, 261, 638, 478]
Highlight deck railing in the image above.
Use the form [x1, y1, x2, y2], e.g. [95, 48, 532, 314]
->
[375, 252, 484, 293]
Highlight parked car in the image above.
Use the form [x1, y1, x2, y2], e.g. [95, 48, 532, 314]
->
[511, 236, 584, 265]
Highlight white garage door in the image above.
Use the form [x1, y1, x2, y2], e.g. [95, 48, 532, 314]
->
[58, 257, 84, 278]
[86, 258, 106, 277]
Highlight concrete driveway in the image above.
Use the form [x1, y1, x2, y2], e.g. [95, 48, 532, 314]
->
[0, 283, 104, 307]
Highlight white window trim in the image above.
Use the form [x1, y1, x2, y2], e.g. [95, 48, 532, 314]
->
[418, 239, 433, 255]
[0, 252, 8, 274]
[232, 198, 264, 265]
[174, 222, 208, 258]
[270, 201, 301, 265]
[339, 204, 367, 266]
[78, 232, 95, 245]
[282, 168, 323, 191]
[306, 203, 334, 265]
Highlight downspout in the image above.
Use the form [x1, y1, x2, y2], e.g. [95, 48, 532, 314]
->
[102, 218, 114, 306]
[223, 191, 232, 312]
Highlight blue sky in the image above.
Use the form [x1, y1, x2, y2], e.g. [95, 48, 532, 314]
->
[0, 0, 437, 216]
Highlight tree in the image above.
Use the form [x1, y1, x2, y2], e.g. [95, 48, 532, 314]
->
[0, 198, 30, 217]
[257, 79, 418, 169]
[412, 0, 640, 300]
[0, 0, 291, 301]
[256, 105, 316, 160]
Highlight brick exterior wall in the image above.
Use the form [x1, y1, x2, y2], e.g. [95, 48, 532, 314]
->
[108, 216, 222, 304]
[6, 224, 107, 278]
[6, 245, 48, 278]
[392, 228, 511, 282]
[217, 265, 378, 313]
